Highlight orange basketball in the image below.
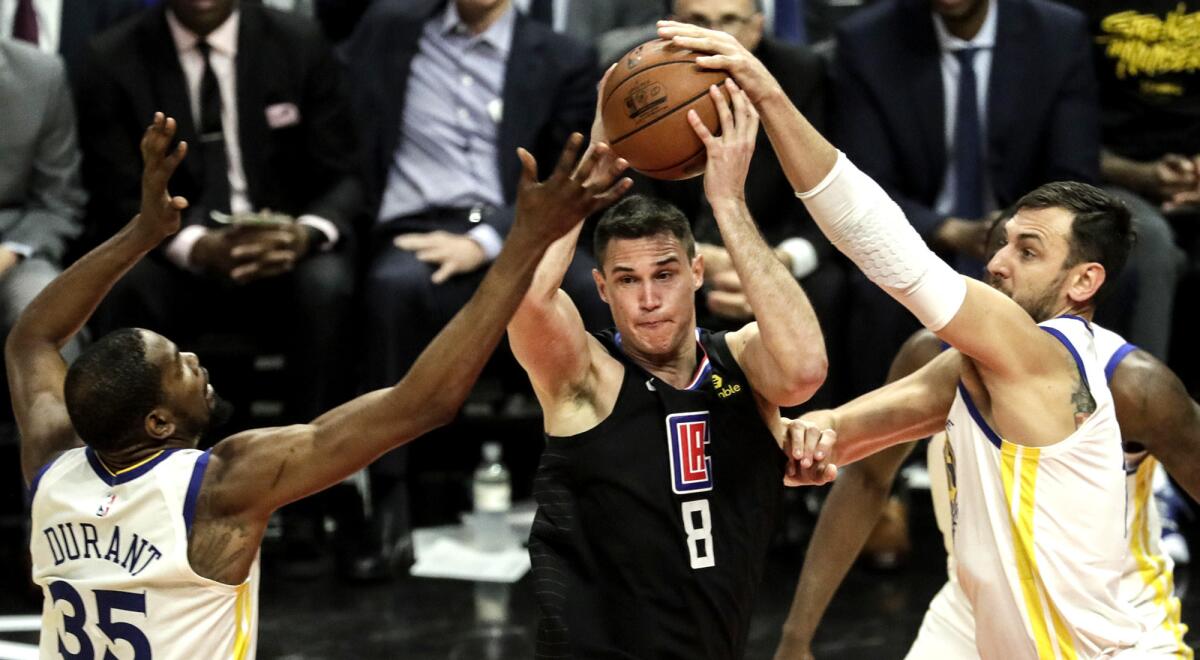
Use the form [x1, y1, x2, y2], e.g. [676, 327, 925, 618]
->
[601, 39, 727, 181]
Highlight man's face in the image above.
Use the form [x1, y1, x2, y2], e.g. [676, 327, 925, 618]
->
[673, 0, 764, 51]
[457, 0, 509, 18]
[593, 234, 704, 359]
[984, 207, 1078, 322]
[930, 0, 987, 22]
[168, 0, 237, 36]
[142, 331, 216, 446]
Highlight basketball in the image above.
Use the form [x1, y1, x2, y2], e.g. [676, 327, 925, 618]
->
[601, 39, 728, 181]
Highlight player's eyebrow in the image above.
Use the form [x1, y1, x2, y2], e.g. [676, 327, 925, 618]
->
[1017, 232, 1044, 245]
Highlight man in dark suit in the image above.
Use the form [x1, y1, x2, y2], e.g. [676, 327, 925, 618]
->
[343, 0, 599, 577]
[639, 0, 847, 406]
[3, 0, 143, 75]
[74, 0, 361, 425]
[831, 0, 1100, 395]
[74, 0, 362, 578]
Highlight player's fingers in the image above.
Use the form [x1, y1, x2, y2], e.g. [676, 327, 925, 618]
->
[572, 142, 604, 182]
[814, 429, 837, 464]
[517, 147, 539, 187]
[553, 133, 586, 179]
[710, 84, 735, 138]
[590, 177, 633, 212]
[822, 464, 838, 484]
[162, 115, 177, 142]
[687, 109, 715, 146]
[170, 195, 189, 210]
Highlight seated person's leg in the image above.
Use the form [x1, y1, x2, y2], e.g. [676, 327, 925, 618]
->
[1099, 186, 1186, 361]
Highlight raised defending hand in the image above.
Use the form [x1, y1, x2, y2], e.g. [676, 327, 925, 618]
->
[657, 20, 781, 105]
[780, 416, 838, 487]
[690, 78, 759, 206]
[513, 132, 633, 244]
[136, 112, 189, 243]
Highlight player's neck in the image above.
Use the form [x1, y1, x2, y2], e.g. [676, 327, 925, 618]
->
[623, 332, 700, 390]
[96, 438, 192, 472]
[1048, 303, 1094, 323]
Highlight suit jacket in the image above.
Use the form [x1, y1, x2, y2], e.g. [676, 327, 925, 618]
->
[73, 4, 362, 247]
[58, 0, 143, 77]
[832, 0, 1099, 239]
[343, 0, 597, 237]
[641, 38, 834, 263]
[0, 38, 85, 262]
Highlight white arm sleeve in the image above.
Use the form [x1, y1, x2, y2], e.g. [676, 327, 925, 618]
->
[795, 152, 966, 331]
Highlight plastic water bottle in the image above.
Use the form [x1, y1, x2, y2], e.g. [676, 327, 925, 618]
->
[472, 442, 512, 552]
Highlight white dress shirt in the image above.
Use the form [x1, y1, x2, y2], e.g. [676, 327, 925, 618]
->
[162, 9, 338, 270]
[1, 0, 62, 53]
[932, 0, 998, 217]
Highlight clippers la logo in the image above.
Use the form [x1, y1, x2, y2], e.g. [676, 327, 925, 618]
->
[667, 412, 713, 494]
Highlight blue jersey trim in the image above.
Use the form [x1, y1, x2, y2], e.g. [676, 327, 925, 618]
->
[1104, 343, 1138, 384]
[85, 447, 180, 486]
[1041, 326, 1089, 390]
[957, 382, 1002, 449]
[26, 453, 63, 504]
[183, 451, 212, 535]
[1055, 314, 1094, 335]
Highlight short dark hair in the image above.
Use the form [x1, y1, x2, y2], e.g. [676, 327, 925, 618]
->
[1014, 181, 1135, 300]
[64, 329, 163, 452]
[593, 195, 695, 269]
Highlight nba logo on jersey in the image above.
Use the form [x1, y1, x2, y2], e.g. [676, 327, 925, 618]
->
[666, 411, 713, 494]
[95, 493, 116, 517]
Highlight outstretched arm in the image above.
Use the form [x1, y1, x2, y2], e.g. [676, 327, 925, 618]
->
[657, 23, 1064, 386]
[509, 66, 632, 416]
[200, 135, 632, 519]
[1110, 350, 1200, 503]
[696, 81, 827, 407]
[784, 346, 960, 483]
[7, 114, 188, 485]
[775, 330, 944, 659]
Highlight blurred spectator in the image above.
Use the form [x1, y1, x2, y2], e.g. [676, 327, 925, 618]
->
[1061, 0, 1194, 361]
[343, 0, 600, 579]
[831, 0, 1100, 395]
[75, 0, 360, 424]
[1, 38, 85, 373]
[1, 0, 142, 75]
[512, 0, 667, 46]
[636, 0, 848, 407]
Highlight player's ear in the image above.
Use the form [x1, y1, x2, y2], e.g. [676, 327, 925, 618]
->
[691, 253, 704, 290]
[144, 409, 176, 441]
[1066, 262, 1105, 305]
[593, 268, 610, 303]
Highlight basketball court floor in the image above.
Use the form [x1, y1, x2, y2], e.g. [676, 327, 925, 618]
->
[2, 490, 1197, 659]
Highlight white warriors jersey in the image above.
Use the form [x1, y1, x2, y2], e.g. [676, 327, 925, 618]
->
[917, 325, 1191, 658]
[943, 315, 1141, 658]
[29, 447, 259, 660]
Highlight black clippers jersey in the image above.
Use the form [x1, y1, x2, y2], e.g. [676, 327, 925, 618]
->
[530, 328, 786, 659]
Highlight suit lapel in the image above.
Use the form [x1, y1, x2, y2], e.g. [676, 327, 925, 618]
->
[142, 7, 203, 186]
[499, 16, 548, 202]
